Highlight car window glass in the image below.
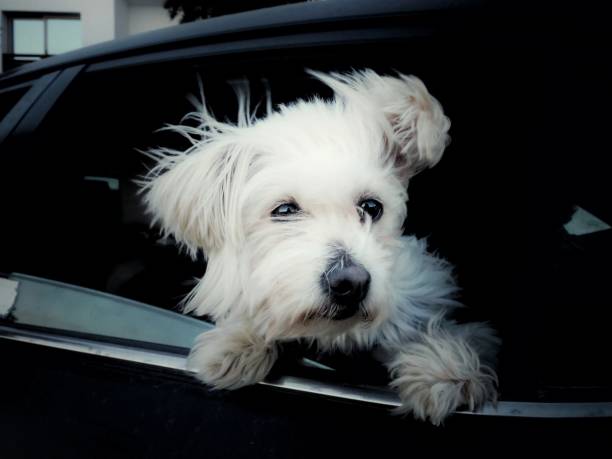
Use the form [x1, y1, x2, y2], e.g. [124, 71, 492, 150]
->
[1, 66, 206, 312]
[7, 273, 210, 348]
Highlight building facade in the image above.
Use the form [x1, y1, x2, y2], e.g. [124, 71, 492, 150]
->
[0, 0, 179, 72]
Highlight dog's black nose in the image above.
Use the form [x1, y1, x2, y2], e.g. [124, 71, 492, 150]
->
[322, 254, 370, 320]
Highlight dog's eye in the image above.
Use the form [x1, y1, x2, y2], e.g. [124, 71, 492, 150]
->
[271, 202, 301, 218]
[358, 199, 383, 222]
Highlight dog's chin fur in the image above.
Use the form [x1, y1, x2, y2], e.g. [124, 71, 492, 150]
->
[143, 69, 500, 425]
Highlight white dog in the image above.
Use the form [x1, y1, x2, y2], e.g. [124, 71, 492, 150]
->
[143, 69, 499, 425]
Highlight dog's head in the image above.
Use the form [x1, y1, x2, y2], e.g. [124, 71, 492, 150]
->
[144, 69, 450, 340]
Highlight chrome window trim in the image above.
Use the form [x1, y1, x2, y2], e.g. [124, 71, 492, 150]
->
[1, 324, 611, 419]
[0, 325, 188, 371]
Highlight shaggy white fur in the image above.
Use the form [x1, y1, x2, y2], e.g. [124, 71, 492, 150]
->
[142, 69, 499, 425]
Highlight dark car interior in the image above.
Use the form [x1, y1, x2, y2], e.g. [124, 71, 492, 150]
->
[1, 19, 612, 411]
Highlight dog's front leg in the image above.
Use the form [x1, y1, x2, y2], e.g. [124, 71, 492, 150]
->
[187, 323, 278, 390]
[383, 322, 499, 425]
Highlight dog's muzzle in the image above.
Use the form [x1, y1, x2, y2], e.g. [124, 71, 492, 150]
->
[321, 251, 371, 320]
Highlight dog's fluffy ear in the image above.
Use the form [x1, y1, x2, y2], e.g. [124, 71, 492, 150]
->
[310, 69, 450, 179]
[142, 138, 253, 256]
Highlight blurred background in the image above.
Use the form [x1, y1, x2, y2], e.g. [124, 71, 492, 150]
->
[0, 0, 306, 73]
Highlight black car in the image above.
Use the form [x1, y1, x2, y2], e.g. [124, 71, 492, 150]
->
[1, 1, 611, 457]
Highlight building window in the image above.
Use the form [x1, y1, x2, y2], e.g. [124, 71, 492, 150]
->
[4, 13, 81, 70]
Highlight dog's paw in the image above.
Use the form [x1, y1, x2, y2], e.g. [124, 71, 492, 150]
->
[388, 329, 498, 426]
[187, 326, 278, 390]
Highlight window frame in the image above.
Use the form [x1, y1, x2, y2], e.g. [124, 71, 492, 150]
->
[0, 71, 57, 144]
[3, 12, 81, 68]
[0, 80, 30, 122]
[0, 65, 83, 146]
